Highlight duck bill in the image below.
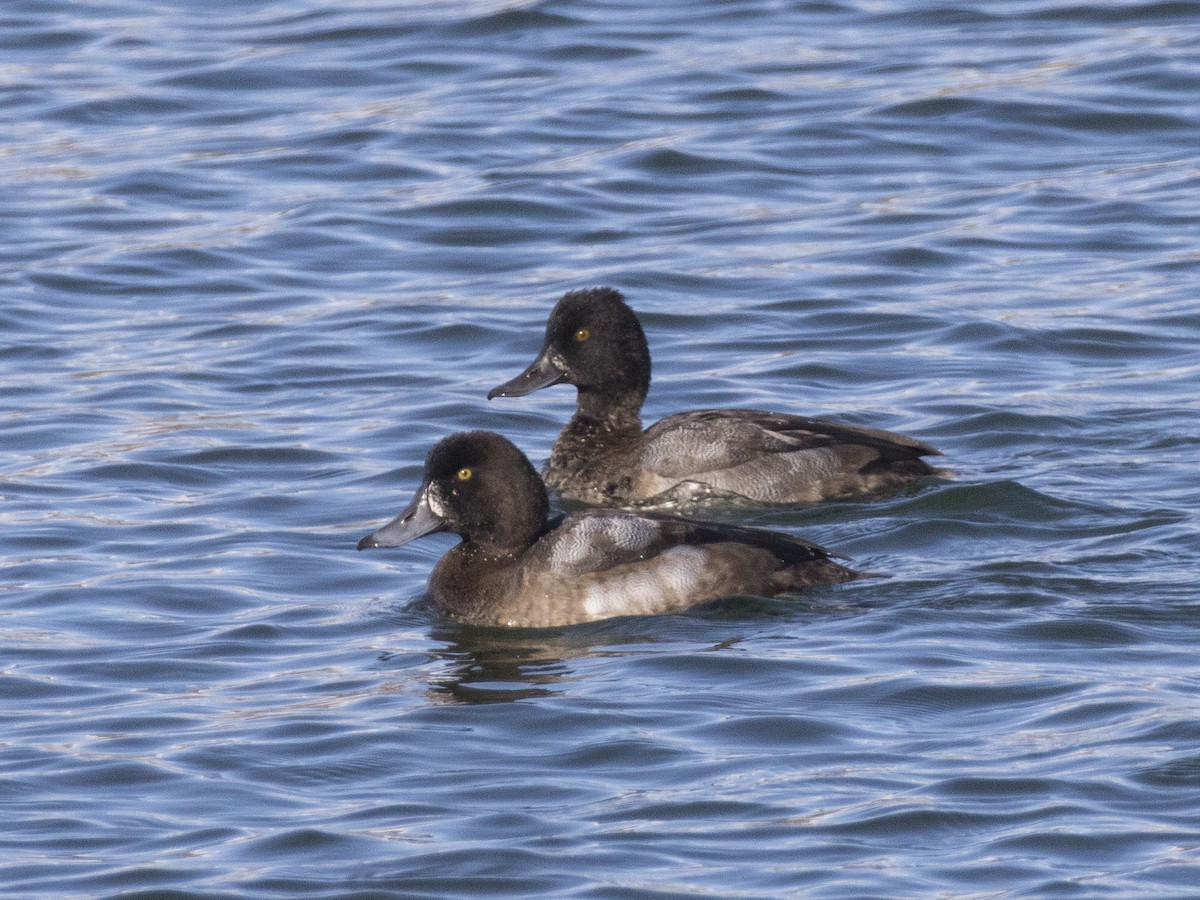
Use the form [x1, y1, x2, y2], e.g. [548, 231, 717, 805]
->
[487, 346, 568, 399]
[357, 486, 445, 550]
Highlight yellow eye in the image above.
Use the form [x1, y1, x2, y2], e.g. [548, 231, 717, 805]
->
[574, 328, 590, 342]
[456, 467, 472, 481]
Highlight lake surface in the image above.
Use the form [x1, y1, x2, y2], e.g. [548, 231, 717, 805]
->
[4, 0, 1199, 896]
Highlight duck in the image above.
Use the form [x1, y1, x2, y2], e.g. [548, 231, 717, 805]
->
[488, 287, 941, 507]
[356, 431, 857, 628]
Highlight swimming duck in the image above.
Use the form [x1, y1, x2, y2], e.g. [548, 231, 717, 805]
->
[356, 431, 857, 627]
[488, 287, 941, 507]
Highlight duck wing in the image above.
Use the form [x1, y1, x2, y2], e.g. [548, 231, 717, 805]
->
[531, 508, 842, 579]
[640, 409, 938, 480]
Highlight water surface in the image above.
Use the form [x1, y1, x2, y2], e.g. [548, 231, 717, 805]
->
[3, 0, 1199, 896]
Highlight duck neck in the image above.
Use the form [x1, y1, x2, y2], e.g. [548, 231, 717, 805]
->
[545, 389, 645, 501]
[571, 385, 644, 440]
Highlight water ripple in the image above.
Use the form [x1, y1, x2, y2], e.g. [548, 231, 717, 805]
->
[3, 0, 1200, 896]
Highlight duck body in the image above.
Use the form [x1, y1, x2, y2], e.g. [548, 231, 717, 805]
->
[544, 405, 939, 507]
[489, 287, 941, 508]
[357, 431, 857, 628]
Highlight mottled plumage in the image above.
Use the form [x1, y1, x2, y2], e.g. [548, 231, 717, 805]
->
[356, 432, 857, 627]
[488, 287, 941, 507]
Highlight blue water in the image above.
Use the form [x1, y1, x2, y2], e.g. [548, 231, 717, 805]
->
[4, 0, 1200, 896]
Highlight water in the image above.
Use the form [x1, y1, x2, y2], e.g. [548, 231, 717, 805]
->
[3, 0, 1199, 895]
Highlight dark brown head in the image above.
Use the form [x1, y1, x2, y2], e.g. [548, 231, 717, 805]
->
[357, 431, 549, 556]
[488, 288, 652, 418]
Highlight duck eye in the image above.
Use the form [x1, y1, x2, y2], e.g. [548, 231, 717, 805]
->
[574, 327, 590, 342]
[456, 467, 472, 481]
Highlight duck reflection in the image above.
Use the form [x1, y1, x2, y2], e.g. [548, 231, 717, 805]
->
[424, 618, 660, 704]
[374, 592, 841, 705]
